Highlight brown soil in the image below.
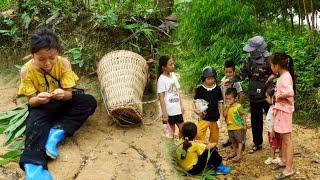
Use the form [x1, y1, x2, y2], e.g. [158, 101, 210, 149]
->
[0, 75, 319, 180]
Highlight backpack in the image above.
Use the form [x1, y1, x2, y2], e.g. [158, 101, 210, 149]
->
[247, 58, 271, 101]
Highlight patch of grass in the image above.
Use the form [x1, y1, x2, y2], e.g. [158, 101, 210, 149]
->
[294, 109, 320, 128]
[0, 67, 19, 87]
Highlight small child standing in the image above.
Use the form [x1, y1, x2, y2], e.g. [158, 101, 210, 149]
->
[269, 52, 296, 179]
[224, 88, 247, 162]
[176, 122, 230, 175]
[221, 60, 243, 104]
[157, 55, 184, 137]
[193, 67, 224, 144]
[264, 88, 281, 165]
[220, 60, 243, 147]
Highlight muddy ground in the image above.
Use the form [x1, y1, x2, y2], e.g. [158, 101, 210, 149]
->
[0, 73, 319, 180]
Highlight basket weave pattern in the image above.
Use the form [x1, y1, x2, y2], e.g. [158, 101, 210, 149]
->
[97, 50, 148, 126]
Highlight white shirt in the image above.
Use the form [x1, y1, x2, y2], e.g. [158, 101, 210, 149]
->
[220, 76, 243, 101]
[265, 105, 274, 132]
[157, 72, 182, 116]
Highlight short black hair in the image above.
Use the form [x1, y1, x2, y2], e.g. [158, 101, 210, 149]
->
[30, 28, 62, 54]
[266, 87, 275, 97]
[225, 87, 238, 98]
[224, 60, 235, 71]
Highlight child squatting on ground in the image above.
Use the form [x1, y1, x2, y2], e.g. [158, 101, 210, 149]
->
[269, 52, 296, 179]
[176, 122, 231, 175]
[223, 88, 247, 162]
[18, 28, 97, 180]
[193, 67, 224, 144]
[264, 88, 282, 165]
[157, 55, 184, 138]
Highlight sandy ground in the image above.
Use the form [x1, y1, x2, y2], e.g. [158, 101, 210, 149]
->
[0, 75, 320, 180]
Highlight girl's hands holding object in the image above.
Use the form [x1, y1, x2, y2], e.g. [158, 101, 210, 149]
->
[51, 88, 65, 100]
[37, 92, 52, 104]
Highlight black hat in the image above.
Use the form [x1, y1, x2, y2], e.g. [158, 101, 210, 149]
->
[202, 66, 216, 78]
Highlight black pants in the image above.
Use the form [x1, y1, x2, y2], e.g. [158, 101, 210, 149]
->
[19, 94, 97, 170]
[250, 100, 270, 147]
[187, 149, 222, 175]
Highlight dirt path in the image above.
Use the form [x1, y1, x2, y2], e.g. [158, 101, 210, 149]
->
[0, 75, 320, 180]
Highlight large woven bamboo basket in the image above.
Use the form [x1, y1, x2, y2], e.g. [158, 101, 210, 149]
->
[97, 50, 148, 126]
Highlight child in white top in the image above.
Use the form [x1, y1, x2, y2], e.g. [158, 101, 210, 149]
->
[157, 55, 184, 137]
[264, 88, 281, 165]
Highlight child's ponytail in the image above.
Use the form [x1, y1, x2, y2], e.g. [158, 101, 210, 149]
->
[269, 52, 296, 93]
[181, 137, 192, 160]
[179, 122, 198, 160]
[287, 55, 296, 93]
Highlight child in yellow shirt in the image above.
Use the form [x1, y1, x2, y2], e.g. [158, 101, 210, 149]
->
[176, 122, 230, 175]
[18, 28, 97, 179]
[224, 88, 247, 162]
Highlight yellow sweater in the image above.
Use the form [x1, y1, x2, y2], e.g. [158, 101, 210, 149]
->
[18, 56, 79, 96]
[176, 140, 206, 171]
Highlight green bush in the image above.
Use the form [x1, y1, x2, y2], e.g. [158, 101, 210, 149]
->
[164, 0, 258, 89]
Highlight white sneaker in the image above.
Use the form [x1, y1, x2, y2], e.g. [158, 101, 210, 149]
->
[272, 157, 281, 164]
[264, 157, 273, 165]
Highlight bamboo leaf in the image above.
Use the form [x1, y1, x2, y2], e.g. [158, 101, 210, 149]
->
[13, 125, 26, 139]
[3, 131, 14, 145]
[0, 150, 22, 167]
[0, 159, 10, 166]
[6, 111, 28, 134]
[2, 149, 22, 159]
[0, 110, 20, 120]
[4, 108, 28, 133]
[0, 126, 8, 134]
[8, 139, 24, 150]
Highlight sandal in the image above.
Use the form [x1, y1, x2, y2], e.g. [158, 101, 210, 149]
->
[248, 145, 262, 154]
[275, 171, 295, 179]
[227, 153, 237, 159]
[231, 155, 242, 162]
[272, 163, 286, 170]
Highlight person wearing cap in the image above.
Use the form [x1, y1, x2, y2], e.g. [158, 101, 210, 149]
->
[239, 36, 274, 153]
[193, 67, 224, 144]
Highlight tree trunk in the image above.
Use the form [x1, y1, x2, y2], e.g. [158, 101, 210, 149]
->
[311, 0, 315, 31]
[298, 0, 302, 32]
[154, 0, 174, 16]
[316, 10, 318, 30]
[289, 0, 295, 32]
[303, 0, 312, 31]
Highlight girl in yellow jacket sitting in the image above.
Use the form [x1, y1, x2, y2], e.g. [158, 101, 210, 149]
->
[176, 122, 230, 175]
